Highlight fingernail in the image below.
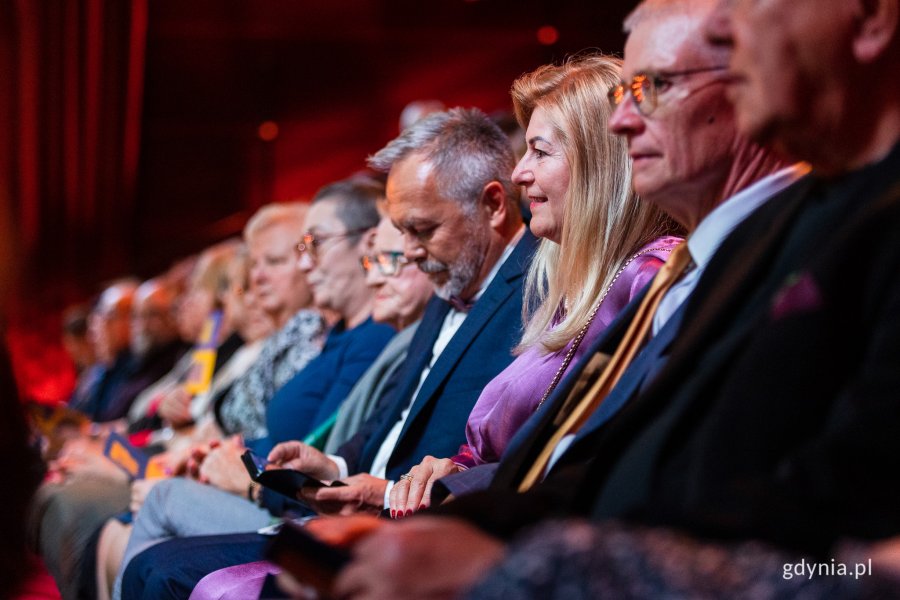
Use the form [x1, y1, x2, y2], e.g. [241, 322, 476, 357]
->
[419, 504, 426, 511]
[405, 509, 412, 517]
[390, 510, 396, 519]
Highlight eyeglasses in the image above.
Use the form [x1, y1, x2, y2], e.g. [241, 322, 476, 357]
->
[359, 251, 411, 277]
[607, 65, 729, 116]
[296, 227, 370, 261]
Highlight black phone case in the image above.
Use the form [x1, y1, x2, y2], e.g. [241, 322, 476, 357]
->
[241, 450, 346, 499]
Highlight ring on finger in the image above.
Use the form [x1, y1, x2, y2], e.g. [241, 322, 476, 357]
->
[399, 473, 414, 482]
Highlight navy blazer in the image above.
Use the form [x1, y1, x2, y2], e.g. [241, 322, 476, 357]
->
[336, 231, 538, 480]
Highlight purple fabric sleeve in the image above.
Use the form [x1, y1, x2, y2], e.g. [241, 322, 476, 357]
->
[463, 236, 682, 466]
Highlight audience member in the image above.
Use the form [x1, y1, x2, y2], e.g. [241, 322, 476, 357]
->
[215, 203, 325, 441]
[69, 281, 137, 417]
[91, 278, 188, 422]
[61, 303, 102, 409]
[389, 54, 682, 516]
[164, 246, 276, 431]
[126, 239, 244, 431]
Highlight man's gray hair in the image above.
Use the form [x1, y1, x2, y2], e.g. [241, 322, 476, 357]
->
[311, 177, 383, 241]
[367, 107, 518, 212]
[624, 0, 713, 33]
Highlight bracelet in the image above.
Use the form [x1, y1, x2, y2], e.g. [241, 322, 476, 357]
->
[247, 481, 260, 503]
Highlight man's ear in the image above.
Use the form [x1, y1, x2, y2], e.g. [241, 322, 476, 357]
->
[854, 0, 898, 62]
[356, 227, 378, 253]
[479, 181, 509, 230]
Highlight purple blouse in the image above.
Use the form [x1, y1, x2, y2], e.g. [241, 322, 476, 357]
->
[458, 235, 683, 467]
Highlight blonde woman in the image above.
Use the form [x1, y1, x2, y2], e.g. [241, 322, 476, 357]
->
[390, 54, 682, 516]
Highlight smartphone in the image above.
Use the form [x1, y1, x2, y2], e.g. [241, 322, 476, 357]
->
[265, 520, 351, 598]
[240, 450, 346, 500]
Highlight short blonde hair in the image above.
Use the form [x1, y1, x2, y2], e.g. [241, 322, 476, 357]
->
[243, 202, 308, 244]
[191, 238, 243, 299]
[513, 54, 677, 353]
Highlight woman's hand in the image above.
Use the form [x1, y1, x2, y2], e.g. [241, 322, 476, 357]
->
[388, 455, 460, 518]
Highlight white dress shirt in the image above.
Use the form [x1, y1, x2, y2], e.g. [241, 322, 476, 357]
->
[328, 227, 526, 507]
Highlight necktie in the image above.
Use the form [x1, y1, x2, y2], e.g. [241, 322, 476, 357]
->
[518, 242, 694, 491]
[447, 295, 475, 313]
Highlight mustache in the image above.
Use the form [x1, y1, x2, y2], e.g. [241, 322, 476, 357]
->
[416, 259, 448, 275]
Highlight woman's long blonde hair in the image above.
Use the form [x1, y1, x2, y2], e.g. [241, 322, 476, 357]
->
[514, 54, 677, 354]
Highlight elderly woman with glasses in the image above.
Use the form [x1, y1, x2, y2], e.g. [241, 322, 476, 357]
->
[388, 54, 683, 516]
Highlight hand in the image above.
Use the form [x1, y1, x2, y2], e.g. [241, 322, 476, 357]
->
[275, 572, 319, 600]
[304, 514, 384, 547]
[334, 517, 505, 600]
[868, 536, 900, 582]
[152, 445, 192, 476]
[268, 441, 339, 481]
[274, 516, 385, 600]
[197, 436, 251, 495]
[389, 455, 460, 518]
[186, 441, 213, 479]
[130, 478, 161, 513]
[301, 474, 388, 516]
[157, 387, 193, 426]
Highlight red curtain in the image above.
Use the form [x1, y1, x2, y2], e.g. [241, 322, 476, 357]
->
[1, 0, 148, 402]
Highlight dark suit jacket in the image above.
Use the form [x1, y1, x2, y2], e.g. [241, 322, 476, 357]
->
[439, 144, 900, 554]
[336, 231, 538, 480]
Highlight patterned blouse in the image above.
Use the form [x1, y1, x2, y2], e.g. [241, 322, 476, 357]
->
[217, 308, 324, 439]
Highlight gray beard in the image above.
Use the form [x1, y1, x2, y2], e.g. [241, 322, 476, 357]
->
[433, 225, 488, 300]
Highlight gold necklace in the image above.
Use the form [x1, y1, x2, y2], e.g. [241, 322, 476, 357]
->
[535, 246, 673, 409]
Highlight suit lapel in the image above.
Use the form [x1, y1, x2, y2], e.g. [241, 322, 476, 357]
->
[393, 232, 536, 446]
[650, 177, 814, 395]
[357, 297, 448, 471]
[581, 178, 816, 511]
[569, 299, 688, 446]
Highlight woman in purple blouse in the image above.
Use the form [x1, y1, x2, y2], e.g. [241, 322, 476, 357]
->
[389, 54, 682, 516]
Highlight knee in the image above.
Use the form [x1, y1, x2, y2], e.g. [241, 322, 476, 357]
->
[135, 477, 195, 528]
[122, 545, 198, 600]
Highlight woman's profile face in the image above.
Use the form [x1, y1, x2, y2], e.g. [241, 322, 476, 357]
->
[366, 217, 434, 330]
[512, 106, 570, 244]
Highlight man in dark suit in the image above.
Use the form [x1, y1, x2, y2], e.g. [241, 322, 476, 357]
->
[119, 107, 538, 598]
[322, 0, 900, 598]
[264, 106, 535, 515]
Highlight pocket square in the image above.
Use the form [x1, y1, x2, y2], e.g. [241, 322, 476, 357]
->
[770, 271, 823, 320]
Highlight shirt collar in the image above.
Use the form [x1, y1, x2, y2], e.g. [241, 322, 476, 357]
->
[687, 163, 810, 270]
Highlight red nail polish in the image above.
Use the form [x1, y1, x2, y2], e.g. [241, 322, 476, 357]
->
[419, 504, 426, 511]
[390, 510, 396, 519]
[405, 509, 413, 517]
